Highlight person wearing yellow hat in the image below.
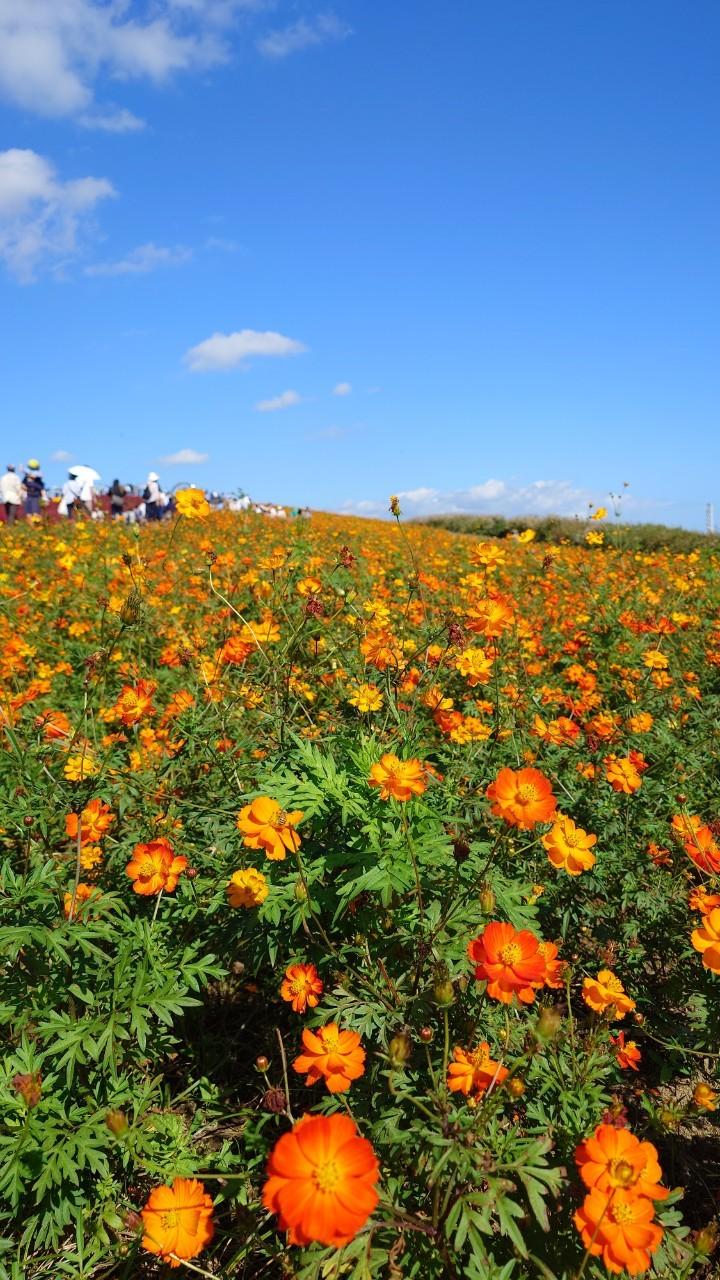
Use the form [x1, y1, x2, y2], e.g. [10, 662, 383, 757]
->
[23, 459, 45, 517]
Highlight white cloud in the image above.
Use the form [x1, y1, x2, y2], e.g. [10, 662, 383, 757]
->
[341, 479, 603, 519]
[184, 328, 307, 372]
[467, 479, 506, 501]
[78, 107, 146, 132]
[159, 448, 209, 465]
[52, 449, 74, 462]
[332, 381, 351, 396]
[85, 241, 192, 277]
[257, 12, 352, 59]
[310, 424, 350, 440]
[255, 389, 302, 412]
[0, 147, 115, 282]
[205, 235, 241, 252]
[0, 0, 260, 124]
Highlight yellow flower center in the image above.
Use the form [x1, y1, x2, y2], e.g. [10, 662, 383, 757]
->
[563, 829, 582, 847]
[609, 1158, 637, 1188]
[498, 941, 522, 965]
[272, 809, 289, 828]
[603, 975, 623, 995]
[609, 1200, 636, 1224]
[517, 784, 538, 803]
[289, 976, 308, 995]
[160, 1210, 178, 1230]
[313, 1159, 340, 1193]
[470, 1047, 490, 1069]
[321, 1027, 339, 1050]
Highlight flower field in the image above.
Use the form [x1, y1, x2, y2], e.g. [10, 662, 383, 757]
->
[1, 503, 719, 1279]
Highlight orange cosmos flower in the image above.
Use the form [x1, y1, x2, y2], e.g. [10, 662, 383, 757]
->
[237, 796, 303, 860]
[368, 753, 427, 801]
[125, 837, 188, 896]
[690, 907, 720, 974]
[689, 887, 720, 915]
[115, 679, 157, 726]
[575, 1124, 667, 1201]
[220, 634, 255, 665]
[140, 1177, 214, 1268]
[464, 593, 514, 638]
[574, 1188, 663, 1276]
[604, 755, 642, 794]
[537, 939, 565, 988]
[468, 922, 547, 1004]
[281, 962, 324, 1014]
[63, 882, 97, 918]
[65, 798, 114, 845]
[671, 814, 720, 875]
[693, 1082, 717, 1111]
[532, 714, 581, 747]
[226, 867, 269, 908]
[263, 1112, 379, 1247]
[582, 969, 636, 1019]
[447, 1042, 508, 1099]
[486, 767, 557, 830]
[611, 1031, 642, 1071]
[35, 708, 71, 740]
[175, 487, 211, 520]
[292, 1024, 366, 1093]
[542, 815, 597, 875]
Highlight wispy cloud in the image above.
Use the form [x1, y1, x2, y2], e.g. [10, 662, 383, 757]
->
[255, 389, 302, 412]
[159, 447, 209, 464]
[52, 449, 74, 463]
[205, 235, 242, 253]
[332, 380, 351, 396]
[309, 424, 351, 440]
[257, 12, 352, 59]
[341, 479, 609, 519]
[184, 328, 307, 372]
[0, 0, 249, 125]
[85, 242, 192, 277]
[0, 148, 115, 282]
[78, 107, 146, 133]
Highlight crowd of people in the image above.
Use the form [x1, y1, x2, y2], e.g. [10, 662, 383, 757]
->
[1, 460, 310, 524]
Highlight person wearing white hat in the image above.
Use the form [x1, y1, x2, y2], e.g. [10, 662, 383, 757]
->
[23, 459, 45, 517]
[144, 472, 161, 521]
[1, 464, 23, 524]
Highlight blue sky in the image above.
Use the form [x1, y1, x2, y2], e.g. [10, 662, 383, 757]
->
[1, 1, 718, 526]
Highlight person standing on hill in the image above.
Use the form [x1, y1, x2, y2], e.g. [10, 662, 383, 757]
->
[1, 465, 23, 524]
[109, 479, 126, 518]
[23, 460, 45, 516]
[144, 472, 161, 521]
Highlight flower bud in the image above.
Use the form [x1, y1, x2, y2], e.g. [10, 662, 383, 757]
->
[11, 1072, 41, 1109]
[432, 978, 455, 1007]
[388, 1031, 413, 1067]
[535, 1006, 562, 1042]
[255, 1055, 270, 1073]
[506, 1076, 526, 1098]
[105, 1109, 129, 1137]
[479, 884, 495, 914]
[419, 1026, 434, 1043]
[694, 1224, 718, 1257]
[294, 880, 308, 900]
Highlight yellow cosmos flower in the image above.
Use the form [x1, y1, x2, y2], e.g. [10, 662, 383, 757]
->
[176, 487, 211, 519]
[227, 868, 269, 908]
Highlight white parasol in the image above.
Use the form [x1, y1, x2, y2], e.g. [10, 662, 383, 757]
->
[68, 465, 101, 484]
